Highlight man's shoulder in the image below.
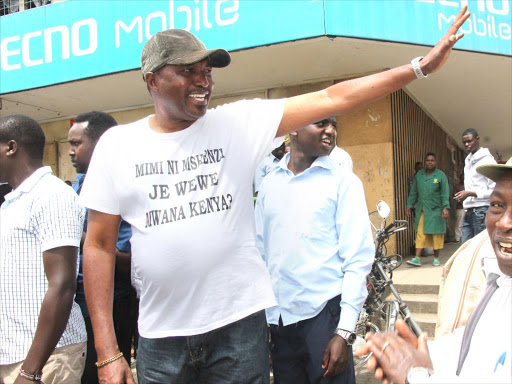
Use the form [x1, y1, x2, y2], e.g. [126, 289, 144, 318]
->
[435, 168, 447, 177]
[208, 98, 285, 119]
[258, 165, 284, 192]
[33, 174, 80, 204]
[467, 147, 496, 166]
[99, 116, 149, 142]
[331, 166, 362, 190]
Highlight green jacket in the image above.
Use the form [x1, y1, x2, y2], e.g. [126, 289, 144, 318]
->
[406, 168, 450, 234]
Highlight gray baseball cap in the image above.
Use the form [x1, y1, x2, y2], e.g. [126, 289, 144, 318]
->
[477, 156, 512, 182]
[141, 29, 231, 79]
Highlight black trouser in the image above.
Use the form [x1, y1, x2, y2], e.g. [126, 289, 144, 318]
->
[81, 289, 138, 384]
[269, 296, 355, 384]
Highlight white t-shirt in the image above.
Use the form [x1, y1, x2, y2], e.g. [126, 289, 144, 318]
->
[80, 99, 285, 338]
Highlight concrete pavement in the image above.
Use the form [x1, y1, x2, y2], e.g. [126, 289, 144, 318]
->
[392, 242, 461, 286]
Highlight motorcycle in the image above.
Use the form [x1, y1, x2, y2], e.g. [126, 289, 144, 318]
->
[353, 200, 422, 370]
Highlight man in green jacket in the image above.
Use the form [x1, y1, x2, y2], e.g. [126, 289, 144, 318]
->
[406, 152, 450, 266]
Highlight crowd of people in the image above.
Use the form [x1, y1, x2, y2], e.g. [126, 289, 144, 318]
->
[2, 6, 509, 384]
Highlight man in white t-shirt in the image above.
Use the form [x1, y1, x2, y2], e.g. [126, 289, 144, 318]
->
[80, 10, 470, 384]
[455, 128, 497, 244]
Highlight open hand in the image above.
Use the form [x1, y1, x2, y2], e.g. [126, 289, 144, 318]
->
[362, 326, 433, 384]
[420, 6, 470, 76]
[355, 320, 422, 384]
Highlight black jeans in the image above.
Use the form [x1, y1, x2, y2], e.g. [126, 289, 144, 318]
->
[269, 296, 355, 384]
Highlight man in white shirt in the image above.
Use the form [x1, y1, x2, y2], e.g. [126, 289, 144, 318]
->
[255, 117, 374, 383]
[79, 9, 470, 384]
[0, 114, 86, 384]
[357, 157, 512, 384]
[455, 128, 496, 244]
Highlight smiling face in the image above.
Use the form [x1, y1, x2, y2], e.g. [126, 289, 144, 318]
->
[462, 133, 480, 154]
[147, 59, 214, 128]
[295, 117, 337, 158]
[68, 121, 96, 174]
[486, 173, 512, 277]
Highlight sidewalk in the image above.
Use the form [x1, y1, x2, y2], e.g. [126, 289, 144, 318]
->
[392, 241, 462, 286]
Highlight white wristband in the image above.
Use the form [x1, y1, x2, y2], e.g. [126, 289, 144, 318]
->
[411, 56, 428, 79]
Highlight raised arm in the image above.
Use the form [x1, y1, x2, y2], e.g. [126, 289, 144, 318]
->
[83, 209, 135, 384]
[277, 6, 470, 137]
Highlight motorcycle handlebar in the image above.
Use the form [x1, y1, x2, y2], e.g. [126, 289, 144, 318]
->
[384, 220, 408, 232]
[377, 220, 408, 242]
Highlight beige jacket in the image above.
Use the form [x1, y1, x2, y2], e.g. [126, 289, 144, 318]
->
[435, 230, 491, 339]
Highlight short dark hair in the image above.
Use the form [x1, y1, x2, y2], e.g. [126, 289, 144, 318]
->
[74, 111, 117, 142]
[425, 152, 436, 159]
[0, 114, 45, 160]
[462, 128, 479, 138]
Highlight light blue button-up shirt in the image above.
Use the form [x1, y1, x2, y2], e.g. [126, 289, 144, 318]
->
[254, 153, 280, 193]
[255, 153, 374, 332]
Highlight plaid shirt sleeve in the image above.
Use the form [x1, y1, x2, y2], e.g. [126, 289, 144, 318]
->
[31, 188, 84, 252]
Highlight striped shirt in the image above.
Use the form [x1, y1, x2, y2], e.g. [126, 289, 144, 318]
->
[0, 167, 86, 365]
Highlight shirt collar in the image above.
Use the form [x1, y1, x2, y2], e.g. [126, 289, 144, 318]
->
[481, 252, 512, 287]
[3, 166, 52, 203]
[421, 168, 439, 178]
[76, 173, 85, 184]
[277, 153, 335, 174]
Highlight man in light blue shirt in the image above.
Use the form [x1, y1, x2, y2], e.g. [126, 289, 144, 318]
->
[255, 117, 374, 384]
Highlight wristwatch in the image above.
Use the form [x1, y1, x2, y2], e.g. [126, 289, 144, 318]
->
[334, 328, 356, 345]
[406, 367, 434, 383]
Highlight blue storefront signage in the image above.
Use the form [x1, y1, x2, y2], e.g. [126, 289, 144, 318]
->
[0, 0, 325, 94]
[324, 0, 512, 58]
[1, 0, 510, 94]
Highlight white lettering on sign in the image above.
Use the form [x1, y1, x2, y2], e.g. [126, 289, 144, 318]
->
[146, 12, 167, 39]
[1, 19, 98, 71]
[418, 0, 511, 41]
[115, 17, 143, 48]
[216, 0, 239, 26]
[418, 0, 509, 15]
[115, 0, 239, 47]
[22, 31, 43, 67]
[1, 36, 21, 71]
[44, 26, 70, 63]
[71, 19, 98, 56]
